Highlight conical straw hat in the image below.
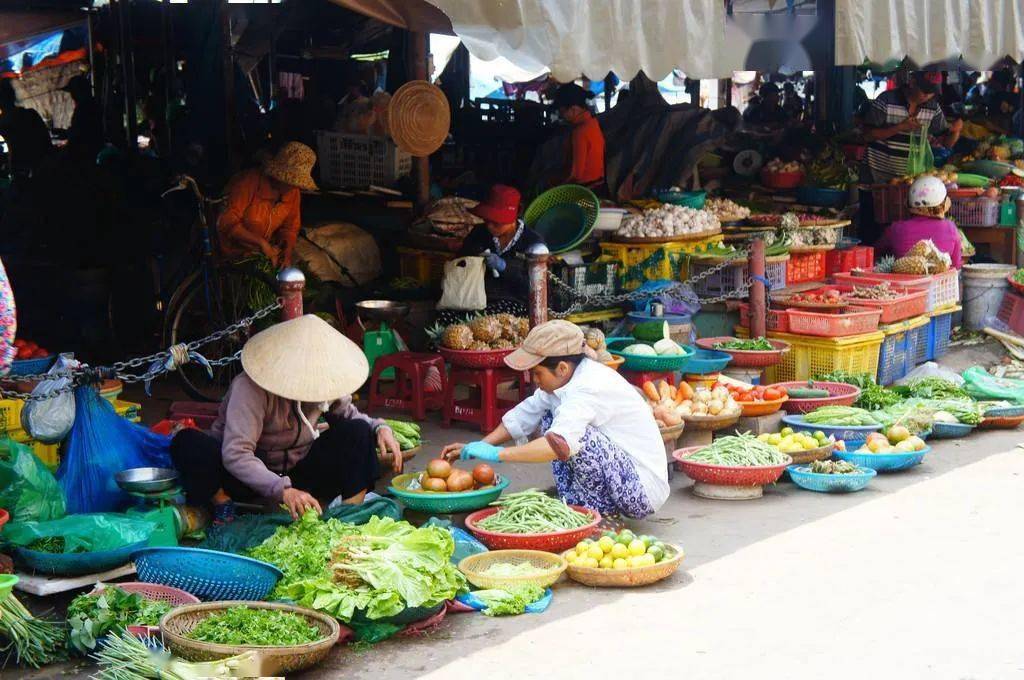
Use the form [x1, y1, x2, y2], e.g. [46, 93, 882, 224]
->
[388, 80, 450, 157]
[241, 315, 368, 402]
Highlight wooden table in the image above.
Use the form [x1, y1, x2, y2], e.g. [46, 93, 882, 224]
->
[962, 226, 1018, 265]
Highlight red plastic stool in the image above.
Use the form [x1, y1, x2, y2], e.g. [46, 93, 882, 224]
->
[368, 352, 446, 420]
[620, 370, 676, 389]
[443, 366, 530, 433]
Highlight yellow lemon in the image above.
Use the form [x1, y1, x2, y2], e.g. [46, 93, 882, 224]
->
[612, 558, 629, 570]
[610, 542, 629, 559]
[597, 536, 616, 554]
[628, 539, 647, 556]
[575, 542, 590, 556]
[564, 551, 578, 564]
[634, 553, 656, 568]
[582, 556, 600, 569]
[586, 544, 605, 561]
[599, 555, 614, 569]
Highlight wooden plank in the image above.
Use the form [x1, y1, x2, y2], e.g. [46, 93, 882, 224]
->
[14, 564, 136, 597]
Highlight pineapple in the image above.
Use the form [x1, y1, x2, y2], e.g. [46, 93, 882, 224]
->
[469, 340, 490, 351]
[906, 240, 932, 259]
[441, 323, 474, 350]
[584, 327, 606, 351]
[515, 317, 530, 338]
[494, 313, 517, 339]
[469, 315, 502, 343]
[892, 256, 931, 275]
[490, 338, 515, 350]
[874, 255, 896, 273]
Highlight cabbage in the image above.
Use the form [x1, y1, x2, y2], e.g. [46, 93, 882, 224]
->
[623, 343, 657, 356]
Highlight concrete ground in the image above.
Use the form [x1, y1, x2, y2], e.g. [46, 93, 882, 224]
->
[9, 353, 1024, 680]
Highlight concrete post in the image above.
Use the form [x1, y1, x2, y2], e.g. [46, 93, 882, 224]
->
[527, 243, 551, 328]
[278, 268, 305, 321]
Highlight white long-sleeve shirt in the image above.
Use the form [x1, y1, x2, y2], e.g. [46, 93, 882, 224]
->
[502, 358, 670, 511]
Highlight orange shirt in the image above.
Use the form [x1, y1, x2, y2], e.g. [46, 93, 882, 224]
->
[569, 111, 605, 185]
[217, 168, 301, 260]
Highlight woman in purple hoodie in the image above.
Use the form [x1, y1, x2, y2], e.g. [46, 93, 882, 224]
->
[169, 315, 402, 521]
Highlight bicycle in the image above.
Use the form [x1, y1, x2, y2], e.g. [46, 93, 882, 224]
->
[158, 175, 276, 401]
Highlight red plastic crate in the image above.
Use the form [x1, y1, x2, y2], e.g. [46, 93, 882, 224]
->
[798, 284, 929, 324]
[786, 251, 827, 285]
[784, 305, 883, 337]
[825, 246, 875, 276]
[738, 302, 790, 333]
[997, 292, 1024, 334]
[833, 270, 959, 312]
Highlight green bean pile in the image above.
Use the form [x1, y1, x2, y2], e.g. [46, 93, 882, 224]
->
[477, 490, 592, 534]
[686, 433, 788, 466]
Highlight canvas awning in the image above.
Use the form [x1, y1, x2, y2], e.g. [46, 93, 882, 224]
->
[327, 0, 454, 34]
[835, 0, 1024, 69]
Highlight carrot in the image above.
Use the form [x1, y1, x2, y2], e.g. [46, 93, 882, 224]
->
[642, 381, 660, 402]
[658, 381, 673, 401]
[676, 381, 695, 401]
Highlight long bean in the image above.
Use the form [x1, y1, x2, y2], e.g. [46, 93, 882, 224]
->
[477, 489, 591, 534]
[686, 433, 788, 466]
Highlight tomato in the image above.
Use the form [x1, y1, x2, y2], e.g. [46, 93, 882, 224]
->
[32, 348, 49, 358]
[764, 388, 782, 401]
[775, 385, 788, 396]
[736, 392, 755, 402]
[13, 339, 25, 348]
[23, 341, 37, 352]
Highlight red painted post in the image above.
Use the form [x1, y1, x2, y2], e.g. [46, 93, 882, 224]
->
[278, 267, 305, 321]
[749, 238, 767, 338]
[527, 243, 551, 328]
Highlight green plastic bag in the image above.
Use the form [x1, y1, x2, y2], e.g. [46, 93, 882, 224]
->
[1, 513, 154, 553]
[0, 438, 65, 522]
[906, 127, 935, 176]
[962, 366, 1024, 404]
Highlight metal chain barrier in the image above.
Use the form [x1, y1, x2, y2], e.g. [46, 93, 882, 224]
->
[0, 300, 282, 402]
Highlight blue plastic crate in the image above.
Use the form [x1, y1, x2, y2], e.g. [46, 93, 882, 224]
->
[908, 320, 930, 367]
[876, 328, 910, 386]
[926, 307, 958, 361]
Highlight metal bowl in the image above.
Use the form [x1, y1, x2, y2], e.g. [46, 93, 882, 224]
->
[115, 467, 180, 493]
[355, 300, 410, 322]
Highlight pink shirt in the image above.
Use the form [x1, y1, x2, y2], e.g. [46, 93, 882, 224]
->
[875, 215, 963, 269]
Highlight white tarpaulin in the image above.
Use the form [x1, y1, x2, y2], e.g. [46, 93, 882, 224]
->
[425, 0, 729, 81]
[835, 0, 1024, 68]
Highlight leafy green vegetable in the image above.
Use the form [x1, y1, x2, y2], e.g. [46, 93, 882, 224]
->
[26, 536, 79, 554]
[919, 399, 983, 425]
[472, 585, 546, 616]
[714, 337, 773, 351]
[66, 586, 173, 654]
[247, 512, 465, 623]
[186, 607, 321, 646]
[813, 370, 876, 389]
[856, 383, 904, 410]
[481, 562, 549, 578]
[897, 378, 970, 400]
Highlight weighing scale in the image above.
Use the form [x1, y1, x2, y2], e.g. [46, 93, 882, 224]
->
[356, 300, 410, 379]
[125, 488, 182, 547]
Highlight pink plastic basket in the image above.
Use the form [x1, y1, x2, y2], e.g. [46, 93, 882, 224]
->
[811, 283, 928, 323]
[738, 303, 790, 333]
[785, 305, 883, 337]
[695, 336, 790, 368]
[770, 381, 861, 413]
[465, 506, 602, 553]
[90, 582, 201, 605]
[834, 270, 959, 312]
[672, 446, 792, 485]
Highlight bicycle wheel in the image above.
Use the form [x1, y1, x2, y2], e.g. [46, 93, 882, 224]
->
[166, 267, 270, 401]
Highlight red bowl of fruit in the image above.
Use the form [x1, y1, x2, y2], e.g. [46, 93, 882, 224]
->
[10, 339, 54, 376]
[760, 169, 805, 190]
[773, 287, 848, 310]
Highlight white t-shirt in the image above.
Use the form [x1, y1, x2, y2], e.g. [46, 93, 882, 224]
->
[502, 358, 670, 511]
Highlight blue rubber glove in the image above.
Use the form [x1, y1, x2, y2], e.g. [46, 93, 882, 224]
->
[484, 252, 507, 273]
[461, 441, 503, 462]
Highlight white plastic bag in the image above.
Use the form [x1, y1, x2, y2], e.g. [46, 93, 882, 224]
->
[896, 361, 965, 386]
[21, 355, 79, 443]
[437, 256, 487, 311]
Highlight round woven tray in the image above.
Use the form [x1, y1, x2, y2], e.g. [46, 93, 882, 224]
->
[788, 244, 838, 254]
[160, 601, 341, 676]
[681, 411, 740, 431]
[783, 442, 834, 465]
[458, 550, 567, 590]
[611, 226, 722, 244]
[561, 543, 685, 587]
[438, 346, 515, 368]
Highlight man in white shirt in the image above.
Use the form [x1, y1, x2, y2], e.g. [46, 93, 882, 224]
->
[441, 320, 670, 518]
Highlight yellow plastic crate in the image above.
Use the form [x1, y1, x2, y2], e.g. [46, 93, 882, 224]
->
[564, 308, 624, 324]
[735, 327, 884, 383]
[599, 235, 724, 291]
[397, 247, 451, 287]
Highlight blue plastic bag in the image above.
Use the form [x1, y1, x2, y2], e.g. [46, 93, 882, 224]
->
[456, 588, 553, 614]
[57, 386, 172, 513]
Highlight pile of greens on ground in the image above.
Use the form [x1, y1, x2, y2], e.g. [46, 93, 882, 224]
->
[813, 371, 903, 410]
[471, 585, 546, 617]
[247, 512, 465, 623]
[186, 606, 322, 646]
[66, 586, 173, 654]
[894, 378, 969, 400]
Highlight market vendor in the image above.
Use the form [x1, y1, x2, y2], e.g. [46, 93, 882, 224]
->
[743, 83, 788, 128]
[169, 314, 403, 521]
[217, 141, 317, 266]
[863, 71, 963, 184]
[875, 175, 962, 268]
[553, 83, 605, 189]
[441, 320, 670, 518]
[442, 184, 545, 321]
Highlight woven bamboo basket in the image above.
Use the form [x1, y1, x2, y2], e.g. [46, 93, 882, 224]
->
[562, 544, 685, 587]
[458, 550, 567, 590]
[784, 442, 834, 465]
[659, 422, 685, 445]
[160, 601, 341, 676]
[681, 411, 740, 431]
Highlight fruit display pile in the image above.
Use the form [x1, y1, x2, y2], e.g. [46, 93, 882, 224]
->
[642, 381, 740, 421]
[415, 459, 496, 492]
[14, 338, 49, 360]
[430, 314, 529, 351]
[716, 381, 787, 403]
[616, 204, 721, 239]
[565, 530, 671, 570]
[756, 427, 835, 454]
[765, 158, 803, 174]
[785, 288, 844, 305]
[857, 428, 927, 454]
[705, 197, 751, 221]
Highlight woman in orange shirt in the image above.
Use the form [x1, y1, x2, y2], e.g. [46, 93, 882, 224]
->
[553, 83, 605, 189]
[217, 142, 317, 266]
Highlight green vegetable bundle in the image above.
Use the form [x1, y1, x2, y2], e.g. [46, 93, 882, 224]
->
[896, 378, 969, 400]
[0, 594, 66, 668]
[186, 607, 321, 646]
[919, 399, 983, 425]
[476, 490, 592, 534]
[67, 586, 173, 654]
[686, 433, 788, 466]
[384, 419, 421, 450]
[472, 584, 546, 616]
[92, 631, 263, 680]
[803, 406, 880, 426]
[713, 337, 774, 351]
[856, 383, 904, 410]
[808, 460, 860, 475]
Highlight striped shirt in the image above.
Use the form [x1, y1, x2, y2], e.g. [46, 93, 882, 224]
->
[864, 89, 948, 184]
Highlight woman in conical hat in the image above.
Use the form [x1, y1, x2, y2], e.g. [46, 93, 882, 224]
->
[169, 314, 402, 520]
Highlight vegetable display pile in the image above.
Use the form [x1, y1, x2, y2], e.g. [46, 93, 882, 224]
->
[857, 430, 928, 454]
[565, 530, 671, 570]
[476, 490, 592, 534]
[785, 289, 844, 306]
[806, 142, 858, 190]
[480, 562, 549, 578]
[641, 380, 739, 424]
[413, 460, 496, 492]
[705, 197, 751, 221]
[848, 282, 901, 300]
[616, 204, 721, 239]
[247, 512, 465, 622]
[813, 371, 903, 410]
[383, 420, 421, 451]
[67, 586, 173, 654]
[803, 406, 880, 426]
[719, 381, 787, 403]
[185, 606, 322, 646]
[471, 584, 546, 617]
[897, 378, 969, 400]
[26, 536, 80, 554]
[807, 460, 860, 475]
[13, 338, 50, 360]
[0, 593, 66, 668]
[757, 427, 833, 454]
[685, 433, 789, 466]
[713, 337, 774, 351]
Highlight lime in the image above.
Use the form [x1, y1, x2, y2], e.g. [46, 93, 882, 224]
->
[640, 535, 655, 548]
[612, 558, 629, 570]
[575, 542, 590, 556]
[647, 545, 665, 562]
[780, 427, 794, 437]
[610, 542, 629, 559]
[599, 555, 614, 569]
[652, 541, 666, 553]
[634, 554, 656, 568]
[586, 544, 605, 561]
[597, 536, 616, 553]
[616, 531, 635, 545]
[582, 556, 600, 569]
[813, 430, 827, 441]
[628, 539, 647, 557]
[564, 551, 578, 564]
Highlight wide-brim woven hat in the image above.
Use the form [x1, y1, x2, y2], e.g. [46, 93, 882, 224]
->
[388, 80, 451, 157]
[263, 141, 318, 191]
[241, 315, 368, 402]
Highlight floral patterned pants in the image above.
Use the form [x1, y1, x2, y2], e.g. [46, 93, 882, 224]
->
[0, 258, 16, 375]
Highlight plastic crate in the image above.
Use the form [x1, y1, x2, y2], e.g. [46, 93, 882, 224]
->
[688, 255, 788, 299]
[949, 197, 1000, 227]
[876, 316, 929, 385]
[786, 251, 827, 285]
[799, 283, 928, 323]
[397, 247, 450, 287]
[825, 246, 875, 276]
[871, 184, 910, 224]
[737, 303, 790, 333]
[0, 437, 60, 471]
[833, 269, 959, 312]
[551, 260, 618, 312]
[735, 327, 884, 383]
[921, 304, 960, 362]
[598, 236, 724, 291]
[785, 305, 883, 337]
[997, 291, 1024, 334]
[315, 130, 412, 188]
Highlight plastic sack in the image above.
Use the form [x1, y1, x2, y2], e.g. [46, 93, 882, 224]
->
[962, 366, 1024, 403]
[906, 128, 935, 177]
[456, 588, 553, 614]
[896, 362, 965, 386]
[20, 355, 79, 443]
[58, 386, 172, 514]
[1, 513, 154, 552]
[423, 517, 489, 565]
[0, 438, 65, 522]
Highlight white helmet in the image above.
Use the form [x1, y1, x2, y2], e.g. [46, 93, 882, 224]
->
[908, 175, 947, 209]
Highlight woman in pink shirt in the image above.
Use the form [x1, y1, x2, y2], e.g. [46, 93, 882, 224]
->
[876, 175, 962, 268]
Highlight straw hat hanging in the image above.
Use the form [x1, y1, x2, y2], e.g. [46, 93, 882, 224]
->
[388, 80, 451, 157]
[241, 315, 369, 402]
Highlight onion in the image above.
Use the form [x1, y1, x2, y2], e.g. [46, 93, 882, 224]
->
[472, 463, 496, 486]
